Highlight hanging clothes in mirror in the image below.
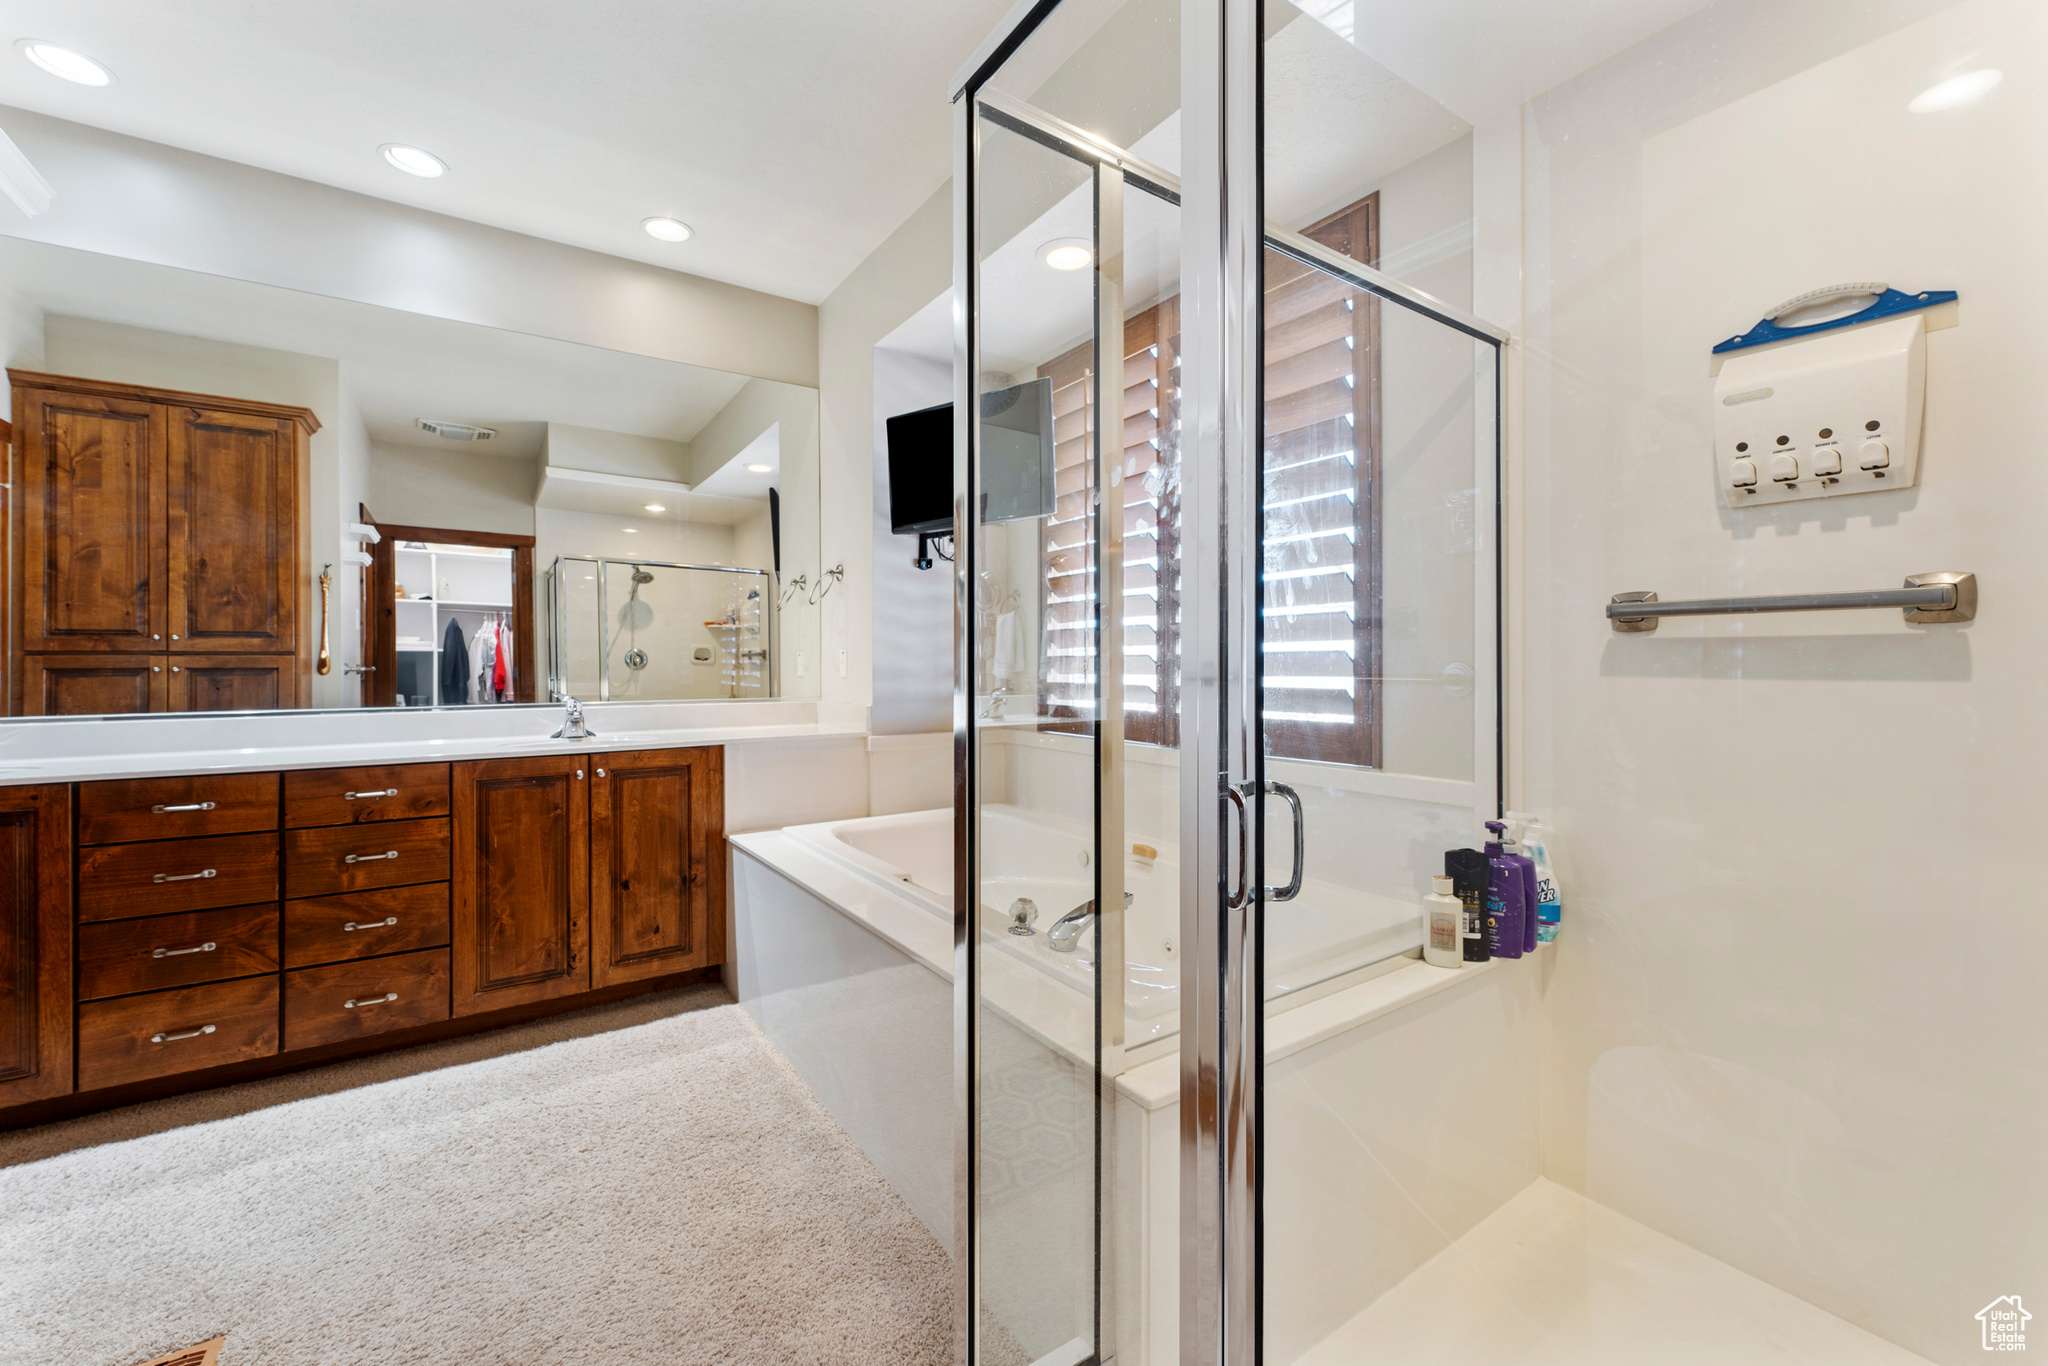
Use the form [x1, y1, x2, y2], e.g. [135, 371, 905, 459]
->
[439, 617, 470, 705]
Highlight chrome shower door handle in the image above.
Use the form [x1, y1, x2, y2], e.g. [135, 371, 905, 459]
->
[1262, 780, 1305, 902]
[1224, 784, 1251, 909]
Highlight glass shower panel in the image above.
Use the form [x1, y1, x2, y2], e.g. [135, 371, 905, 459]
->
[969, 107, 1102, 1366]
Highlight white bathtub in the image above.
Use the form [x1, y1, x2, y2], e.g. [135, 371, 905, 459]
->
[785, 803, 1423, 1050]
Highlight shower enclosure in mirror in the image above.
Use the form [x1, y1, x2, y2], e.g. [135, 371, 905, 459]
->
[546, 557, 778, 702]
[0, 233, 821, 722]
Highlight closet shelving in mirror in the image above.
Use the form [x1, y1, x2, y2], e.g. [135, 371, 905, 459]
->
[392, 542, 517, 706]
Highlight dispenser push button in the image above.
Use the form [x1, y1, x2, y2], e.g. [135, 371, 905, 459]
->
[1769, 452, 1800, 483]
[1729, 458, 1757, 487]
[1858, 439, 1891, 469]
[1810, 446, 1843, 475]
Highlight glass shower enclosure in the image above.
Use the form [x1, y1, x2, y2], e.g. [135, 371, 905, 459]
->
[546, 556, 777, 703]
[956, 2, 2031, 1365]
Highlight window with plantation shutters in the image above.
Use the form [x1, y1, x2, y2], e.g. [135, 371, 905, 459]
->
[1262, 194, 1382, 769]
[1037, 298, 1182, 747]
[1028, 191, 1379, 763]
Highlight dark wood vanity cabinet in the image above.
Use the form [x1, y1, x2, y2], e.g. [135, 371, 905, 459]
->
[451, 755, 590, 1016]
[0, 785, 74, 1108]
[0, 746, 723, 1125]
[10, 371, 317, 715]
[590, 748, 725, 988]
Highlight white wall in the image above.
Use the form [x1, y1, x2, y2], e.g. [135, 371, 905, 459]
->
[1516, 1, 2034, 1361]
[871, 346, 954, 734]
[818, 182, 953, 725]
[368, 442, 537, 538]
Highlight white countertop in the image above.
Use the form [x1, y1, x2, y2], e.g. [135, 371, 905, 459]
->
[0, 699, 868, 785]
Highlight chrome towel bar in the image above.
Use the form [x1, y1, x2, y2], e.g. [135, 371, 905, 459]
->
[1609, 572, 1974, 632]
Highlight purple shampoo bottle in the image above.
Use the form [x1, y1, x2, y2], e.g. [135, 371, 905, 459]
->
[1487, 820, 1540, 955]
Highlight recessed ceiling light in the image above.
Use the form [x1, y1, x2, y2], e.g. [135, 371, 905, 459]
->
[746, 463, 773, 473]
[643, 503, 666, 512]
[643, 217, 693, 242]
[622, 527, 638, 534]
[381, 144, 446, 178]
[17, 40, 112, 86]
[1038, 238, 1092, 271]
[1909, 69, 2002, 112]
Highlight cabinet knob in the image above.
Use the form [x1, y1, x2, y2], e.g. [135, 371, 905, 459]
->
[575, 769, 585, 780]
[152, 634, 161, 641]
[153, 666, 161, 673]
[171, 633, 179, 641]
[596, 768, 607, 778]
[172, 666, 181, 673]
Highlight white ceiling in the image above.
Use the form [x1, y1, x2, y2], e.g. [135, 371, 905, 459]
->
[0, 0, 1017, 305]
[0, 235, 760, 461]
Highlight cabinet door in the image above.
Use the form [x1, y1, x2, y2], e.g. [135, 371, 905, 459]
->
[17, 388, 167, 652]
[0, 785, 74, 1107]
[167, 406, 298, 654]
[450, 755, 588, 1016]
[20, 653, 167, 715]
[167, 654, 296, 710]
[589, 748, 724, 987]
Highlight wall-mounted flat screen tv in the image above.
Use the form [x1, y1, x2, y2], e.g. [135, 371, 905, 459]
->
[884, 378, 1055, 538]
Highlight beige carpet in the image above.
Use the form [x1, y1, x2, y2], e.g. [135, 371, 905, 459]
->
[0, 984, 953, 1366]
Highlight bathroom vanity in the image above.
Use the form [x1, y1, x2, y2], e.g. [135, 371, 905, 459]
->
[0, 744, 726, 1125]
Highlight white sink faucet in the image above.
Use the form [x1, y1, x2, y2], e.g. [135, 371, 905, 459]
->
[552, 695, 595, 740]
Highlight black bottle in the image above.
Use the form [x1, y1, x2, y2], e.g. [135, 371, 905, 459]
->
[1445, 848, 1492, 963]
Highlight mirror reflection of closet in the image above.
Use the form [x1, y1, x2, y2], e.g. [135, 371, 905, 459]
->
[379, 529, 533, 707]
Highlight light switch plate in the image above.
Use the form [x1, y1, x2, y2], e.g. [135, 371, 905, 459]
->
[1713, 313, 1925, 508]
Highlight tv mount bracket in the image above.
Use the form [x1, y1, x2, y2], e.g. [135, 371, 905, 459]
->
[914, 531, 953, 571]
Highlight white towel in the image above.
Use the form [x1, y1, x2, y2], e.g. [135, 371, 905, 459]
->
[994, 610, 1023, 682]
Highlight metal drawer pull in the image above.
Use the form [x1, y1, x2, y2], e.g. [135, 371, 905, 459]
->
[152, 942, 217, 959]
[152, 1024, 217, 1044]
[344, 788, 400, 801]
[344, 992, 399, 1009]
[344, 850, 400, 864]
[153, 869, 218, 884]
[151, 801, 218, 814]
[342, 917, 399, 932]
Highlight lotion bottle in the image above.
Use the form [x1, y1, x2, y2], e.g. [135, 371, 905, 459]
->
[1423, 874, 1464, 967]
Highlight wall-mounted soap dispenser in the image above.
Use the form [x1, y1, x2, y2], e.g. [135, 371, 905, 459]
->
[1710, 283, 1955, 509]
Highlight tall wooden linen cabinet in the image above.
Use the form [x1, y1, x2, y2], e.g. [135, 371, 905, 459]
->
[9, 370, 315, 715]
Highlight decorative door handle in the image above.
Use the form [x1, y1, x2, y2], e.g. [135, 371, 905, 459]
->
[343, 917, 399, 932]
[152, 1024, 217, 1043]
[344, 789, 399, 800]
[343, 993, 398, 1009]
[344, 851, 399, 864]
[151, 802, 217, 814]
[1262, 781, 1305, 902]
[152, 942, 217, 959]
[1224, 785, 1250, 910]
[153, 869, 218, 884]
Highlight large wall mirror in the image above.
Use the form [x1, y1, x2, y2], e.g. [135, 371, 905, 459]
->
[0, 236, 821, 718]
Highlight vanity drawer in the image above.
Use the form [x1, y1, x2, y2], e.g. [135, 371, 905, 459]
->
[282, 883, 450, 969]
[78, 831, 280, 923]
[79, 772, 279, 845]
[77, 975, 279, 1091]
[285, 818, 450, 898]
[284, 763, 451, 829]
[78, 904, 280, 1001]
[283, 948, 450, 1051]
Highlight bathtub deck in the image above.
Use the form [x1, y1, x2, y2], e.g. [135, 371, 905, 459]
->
[1294, 1179, 1935, 1366]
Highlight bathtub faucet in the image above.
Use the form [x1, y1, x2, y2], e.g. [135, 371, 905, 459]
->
[1047, 891, 1133, 953]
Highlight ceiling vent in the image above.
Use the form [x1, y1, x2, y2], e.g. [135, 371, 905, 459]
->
[417, 419, 496, 442]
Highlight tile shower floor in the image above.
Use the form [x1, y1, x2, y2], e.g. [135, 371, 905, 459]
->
[1298, 1179, 1936, 1366]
